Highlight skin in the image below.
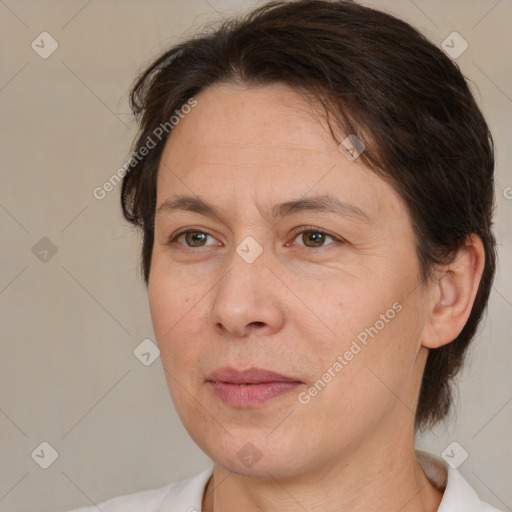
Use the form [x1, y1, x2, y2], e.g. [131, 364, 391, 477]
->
[148, 82, 485, 511]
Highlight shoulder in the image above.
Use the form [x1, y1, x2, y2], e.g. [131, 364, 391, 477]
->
[416, 450, 503, 512]
[60, 466, 213, 512]
[439, 466, 504, 512]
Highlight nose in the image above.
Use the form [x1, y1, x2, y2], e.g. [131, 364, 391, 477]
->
[209, 249, 285, 339]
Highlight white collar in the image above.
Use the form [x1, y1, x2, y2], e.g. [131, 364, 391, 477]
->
[416, 449, 498, 511]
[157, 451, 499, 511]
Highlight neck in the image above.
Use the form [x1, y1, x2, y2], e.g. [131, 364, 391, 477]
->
[202, 421, 444, 512]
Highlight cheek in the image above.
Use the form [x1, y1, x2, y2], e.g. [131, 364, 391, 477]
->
[148, 273, 184, 353]
[304, 306, 423, 436]
[329, 285, 388, 339]
[148, 269, 209, 369]
[316, 277, 423, 381]
[149, 264, 192, 330]
[344, 299, 425, 404]
[148, 275, 170, 337]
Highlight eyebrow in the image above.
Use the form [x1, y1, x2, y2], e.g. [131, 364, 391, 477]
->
[155, 194, 372, 224]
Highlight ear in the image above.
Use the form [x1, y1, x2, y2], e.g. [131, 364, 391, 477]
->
[421, 234, 486, 349]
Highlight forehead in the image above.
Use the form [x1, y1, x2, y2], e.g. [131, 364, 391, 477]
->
[163, 83, 337, 165]
[156, 82, 406, 226]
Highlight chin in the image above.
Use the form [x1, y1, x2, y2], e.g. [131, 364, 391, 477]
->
[191, 427, 312, 479]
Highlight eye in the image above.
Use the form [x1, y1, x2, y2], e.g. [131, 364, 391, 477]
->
[289, 227, 341, 248]
[168, 230, 219, 248]
[167, 227, 343, 249]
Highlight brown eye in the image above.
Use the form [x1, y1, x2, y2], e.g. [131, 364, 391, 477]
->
[301, 231, 327, 247]
[169, 230, 218, 248]
[184, 231, 208, 247]
[292, 228, 338, 248]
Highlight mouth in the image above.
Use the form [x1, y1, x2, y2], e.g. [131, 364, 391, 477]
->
[206, 367, 303, 408]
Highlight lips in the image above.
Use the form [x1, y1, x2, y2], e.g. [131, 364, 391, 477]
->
[206, 367, 303, 407]
[207, 367, 301, 384]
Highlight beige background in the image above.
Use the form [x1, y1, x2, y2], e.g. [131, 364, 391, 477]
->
[0, 1, 510, 511]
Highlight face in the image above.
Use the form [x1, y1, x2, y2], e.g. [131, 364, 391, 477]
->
[149, 83, 432, 479]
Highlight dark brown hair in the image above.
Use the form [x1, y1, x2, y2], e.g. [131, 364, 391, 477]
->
[121, 0, 496, 431]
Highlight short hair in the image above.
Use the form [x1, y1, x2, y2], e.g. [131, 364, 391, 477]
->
[121, 0, 497, 431]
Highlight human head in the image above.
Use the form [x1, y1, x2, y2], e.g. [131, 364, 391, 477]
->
[121, 0, 496, 435]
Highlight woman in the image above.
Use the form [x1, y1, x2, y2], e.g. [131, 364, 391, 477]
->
[66, 0, 501, 510]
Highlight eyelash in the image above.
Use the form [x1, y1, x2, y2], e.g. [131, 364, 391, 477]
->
[167, 226, 343, 250]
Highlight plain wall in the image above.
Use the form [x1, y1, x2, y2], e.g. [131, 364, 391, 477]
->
[0, 1, 511, 511]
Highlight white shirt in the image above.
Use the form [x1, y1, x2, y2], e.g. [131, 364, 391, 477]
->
[63, 451, 502, 511]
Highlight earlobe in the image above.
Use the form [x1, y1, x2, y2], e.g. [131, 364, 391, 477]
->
[421, 234, 485, 349]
